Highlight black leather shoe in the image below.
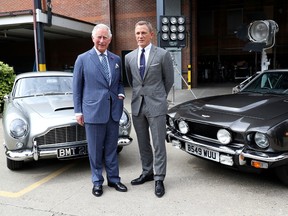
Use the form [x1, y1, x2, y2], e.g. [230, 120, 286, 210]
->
[155, 180, 165, 198]
[92, 185, 103, 197]
[131, 174, 154, 185]
[108, 182, 128, 192]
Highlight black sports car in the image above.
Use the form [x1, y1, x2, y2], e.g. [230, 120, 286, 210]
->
[166, 69, 288, 185]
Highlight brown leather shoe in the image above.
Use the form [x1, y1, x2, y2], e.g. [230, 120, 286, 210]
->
[131, 174, 154, 185]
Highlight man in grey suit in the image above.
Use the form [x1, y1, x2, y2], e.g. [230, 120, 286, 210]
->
[73, 24, 127, 197]
[125, 21, 174, 197]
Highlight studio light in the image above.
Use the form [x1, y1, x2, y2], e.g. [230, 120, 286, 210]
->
[247, 20, 278, 47]
[160, 15, 186, 48]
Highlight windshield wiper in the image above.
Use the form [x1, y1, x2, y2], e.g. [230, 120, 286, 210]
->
[43, 92, 67, 95]
[240, 90, 261, 94]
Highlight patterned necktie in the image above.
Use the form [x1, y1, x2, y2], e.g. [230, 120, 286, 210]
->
[140, 48, 145, 79]
[100, 53, 110, 83]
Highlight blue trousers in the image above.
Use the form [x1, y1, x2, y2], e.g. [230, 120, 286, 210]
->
[85, 118, 120, 186]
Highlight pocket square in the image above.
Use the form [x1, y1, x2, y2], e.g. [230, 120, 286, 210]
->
[150, 63, 160, 67]
[115, 64, 119, 69]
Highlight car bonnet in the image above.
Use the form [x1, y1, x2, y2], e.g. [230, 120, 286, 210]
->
[169, 93, 288, 122]
[15, 95, 74, 119]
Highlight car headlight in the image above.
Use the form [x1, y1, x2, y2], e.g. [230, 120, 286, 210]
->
[168, 117, 175, 128]
[9, 118, 28, 139]
[255, 132, 269, 148]
[119, 111, 129, 127]
[178, 120, 189, 134]
[217, 129, 232, 145]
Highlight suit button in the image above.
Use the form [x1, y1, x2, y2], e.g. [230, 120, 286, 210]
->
[142, 84, 144, 87]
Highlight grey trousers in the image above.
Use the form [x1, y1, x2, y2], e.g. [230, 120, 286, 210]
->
[132, 104, 167, 181]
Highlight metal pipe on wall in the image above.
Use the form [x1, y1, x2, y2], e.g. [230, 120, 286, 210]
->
[33, 0, 47, 72]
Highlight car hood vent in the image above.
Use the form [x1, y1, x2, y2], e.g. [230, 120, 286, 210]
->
[17, 95, 74, 118]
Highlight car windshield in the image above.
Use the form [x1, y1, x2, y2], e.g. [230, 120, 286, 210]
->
[14, 76, 73, 98]
[241, 71, 288, 95]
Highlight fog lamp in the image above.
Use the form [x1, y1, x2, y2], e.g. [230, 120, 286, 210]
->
[172, 140, 182, 149]
[16, 142, 24, 149]
[220, 155, 234, 166]
[217, 129, 232, 144]
[178, 120, 189, 134]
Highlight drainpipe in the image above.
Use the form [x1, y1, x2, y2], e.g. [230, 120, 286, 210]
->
[33, 0, 46, 72]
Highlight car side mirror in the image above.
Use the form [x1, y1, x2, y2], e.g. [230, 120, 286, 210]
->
[3, 94, 10, 101]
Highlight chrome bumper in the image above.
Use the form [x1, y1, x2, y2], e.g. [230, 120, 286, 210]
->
[5, 136, 133, 161]
[5, 141, 51, 161]
[166, 130, 288, 164]
[118, 136, 133, 146]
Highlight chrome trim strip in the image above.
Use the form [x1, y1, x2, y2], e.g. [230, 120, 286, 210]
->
[240, 151, 288, 163]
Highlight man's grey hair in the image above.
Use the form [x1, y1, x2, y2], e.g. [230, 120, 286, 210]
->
[92, 24, 112, 38]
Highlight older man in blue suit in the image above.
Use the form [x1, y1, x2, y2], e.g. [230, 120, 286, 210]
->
[73, 24, 127, 197]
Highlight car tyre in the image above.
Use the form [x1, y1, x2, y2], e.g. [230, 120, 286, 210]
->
[7, 158, 24, 170]
[275, 165, 288, 185]
[117, 146, 123, 154]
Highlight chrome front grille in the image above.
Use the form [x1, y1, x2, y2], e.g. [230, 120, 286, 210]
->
[35, 125, 86, 146]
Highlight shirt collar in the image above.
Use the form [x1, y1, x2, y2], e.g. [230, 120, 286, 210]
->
[139, 43, 152, 53]
[94, 47, 108, 56]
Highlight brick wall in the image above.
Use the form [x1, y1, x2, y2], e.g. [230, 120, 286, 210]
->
[0, 0, 191, 87]
[112, 0, 157, 55]
[0, 1, 33, 11]
[49, 0, 110, 24]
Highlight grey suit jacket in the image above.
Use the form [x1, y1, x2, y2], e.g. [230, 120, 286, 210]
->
[125, 45, 174, 117]
[73, 48, 125, 124]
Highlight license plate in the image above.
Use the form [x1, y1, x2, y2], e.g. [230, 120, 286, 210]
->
[185, 143, 219, 162]
[57, 145, 88, 158]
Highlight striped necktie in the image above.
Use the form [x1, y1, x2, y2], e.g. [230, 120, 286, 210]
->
[100, 53, 110, 83]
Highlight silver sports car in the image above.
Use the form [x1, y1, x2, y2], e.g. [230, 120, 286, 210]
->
[2, 71, 132, 170]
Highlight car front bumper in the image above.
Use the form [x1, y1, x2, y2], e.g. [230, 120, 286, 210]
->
[5, 136, 133, 161]
[166, 130, 288, 169]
